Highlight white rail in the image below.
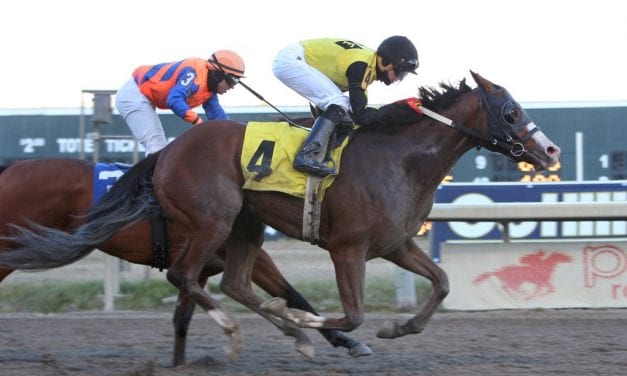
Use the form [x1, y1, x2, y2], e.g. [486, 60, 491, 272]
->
[427, 201, 627, 241]
[429, 202, 627, 221]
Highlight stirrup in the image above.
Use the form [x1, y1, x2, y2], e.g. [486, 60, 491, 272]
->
[294, 158, 336, 177]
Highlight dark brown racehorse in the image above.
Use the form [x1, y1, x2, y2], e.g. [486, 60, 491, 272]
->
[0, 72, 561, 360]
[0, 158, 371, 364]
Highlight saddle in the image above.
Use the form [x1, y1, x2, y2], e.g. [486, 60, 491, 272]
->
[241, 121, 355, 244]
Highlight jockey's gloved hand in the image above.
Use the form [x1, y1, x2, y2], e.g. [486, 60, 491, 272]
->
[352, 107, 386, 128]
[341, 112, 354, 126]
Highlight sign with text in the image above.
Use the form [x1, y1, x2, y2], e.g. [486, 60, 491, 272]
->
[440, 241, 627, 310]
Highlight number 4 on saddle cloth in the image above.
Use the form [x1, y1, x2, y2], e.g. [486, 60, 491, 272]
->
[241, 121, 353, 201]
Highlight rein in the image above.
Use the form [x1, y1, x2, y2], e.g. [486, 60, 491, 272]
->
[418, 87, 539, 157]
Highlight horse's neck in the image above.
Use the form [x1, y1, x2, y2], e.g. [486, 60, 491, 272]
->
[402, 100, 480, 186]
[379, 97, 482, 218]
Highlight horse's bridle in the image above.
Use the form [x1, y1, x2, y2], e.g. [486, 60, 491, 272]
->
[420, 86, 540, 157]
[478, 86, 540, 157]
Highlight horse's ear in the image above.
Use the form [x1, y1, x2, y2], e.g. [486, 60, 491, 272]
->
[469, 70, 496, 92]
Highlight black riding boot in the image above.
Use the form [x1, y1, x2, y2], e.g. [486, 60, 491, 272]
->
[293, 106, 345, 177]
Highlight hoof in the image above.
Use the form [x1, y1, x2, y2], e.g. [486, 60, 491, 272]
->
[260, 297, 287, 316]
[284, 325, 315, 359]
[349, 342, 373, 357]
[224, 329, 242, 363]
[376, 320, 400, 339]
[208, 309, 241, 362]
[296, 342, 315, 359]
[171, 356, 185, 367]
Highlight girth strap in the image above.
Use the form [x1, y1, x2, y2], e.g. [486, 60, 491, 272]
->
[302, 176, 323, 244]
[149, 208, 170, 272]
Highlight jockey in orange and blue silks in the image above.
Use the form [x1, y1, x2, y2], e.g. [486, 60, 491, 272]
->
[115, 50, 245, 155]
[272, 36, 419, 177]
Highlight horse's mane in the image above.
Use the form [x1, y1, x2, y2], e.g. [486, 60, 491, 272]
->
[361, 78, 473, 132]
[419, 78, 472, 111]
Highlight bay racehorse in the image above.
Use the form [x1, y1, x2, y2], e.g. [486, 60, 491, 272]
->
[0, 72, 561, 360]
[0, 159, 370, 364]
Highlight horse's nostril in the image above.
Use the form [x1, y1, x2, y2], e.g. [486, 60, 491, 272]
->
[548, 145, 561, 156]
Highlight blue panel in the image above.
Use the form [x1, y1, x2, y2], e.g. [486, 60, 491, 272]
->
[430, 181, 627, 261]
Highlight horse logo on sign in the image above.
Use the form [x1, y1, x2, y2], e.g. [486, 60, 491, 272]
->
[473, 250, 572, 299]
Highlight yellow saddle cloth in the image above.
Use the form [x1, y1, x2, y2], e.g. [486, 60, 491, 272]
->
[241, 121, 350, 200]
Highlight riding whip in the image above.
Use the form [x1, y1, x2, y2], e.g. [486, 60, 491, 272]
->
[238, 80, 309, 130]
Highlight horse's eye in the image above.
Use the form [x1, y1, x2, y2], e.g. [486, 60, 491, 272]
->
[502, 102, 520, 125]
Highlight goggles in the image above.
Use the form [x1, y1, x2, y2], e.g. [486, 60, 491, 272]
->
[224, 74, 240, 88]
[393, 58, 419, 78]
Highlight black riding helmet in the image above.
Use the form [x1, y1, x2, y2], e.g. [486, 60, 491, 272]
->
[376, 35, 419, 81]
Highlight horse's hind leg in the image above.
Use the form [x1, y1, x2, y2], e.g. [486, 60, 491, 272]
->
[171, 270, 214, 367]
[166, 229, 242, 361]
[172, 286, 197, 367]
[156, 162, 245, 361]
[0, 268, 14, 283]
[378, 238, 449, 338]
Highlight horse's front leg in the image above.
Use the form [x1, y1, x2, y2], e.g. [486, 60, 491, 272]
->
[261, 245, 368, 332]
[252, 246, 372, 357]
[378, 238, 449, 338]
[220, 235, 315, 358]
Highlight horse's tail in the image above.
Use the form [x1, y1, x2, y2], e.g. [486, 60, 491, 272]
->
[0, 153, 161, 270]
[472, 272, 494, 284]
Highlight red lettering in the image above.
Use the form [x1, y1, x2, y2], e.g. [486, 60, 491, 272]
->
[584, 245, 626, 287]
[611, 284, 627, 299]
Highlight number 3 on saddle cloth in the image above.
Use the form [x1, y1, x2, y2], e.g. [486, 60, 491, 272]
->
[93, 163, 132, 204]
[241, 121, 353, 201]
[93, 162, 169, 271]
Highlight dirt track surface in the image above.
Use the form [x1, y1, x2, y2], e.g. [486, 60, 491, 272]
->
[2, 239, 626, 375]
[0, 309, 625, 376]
